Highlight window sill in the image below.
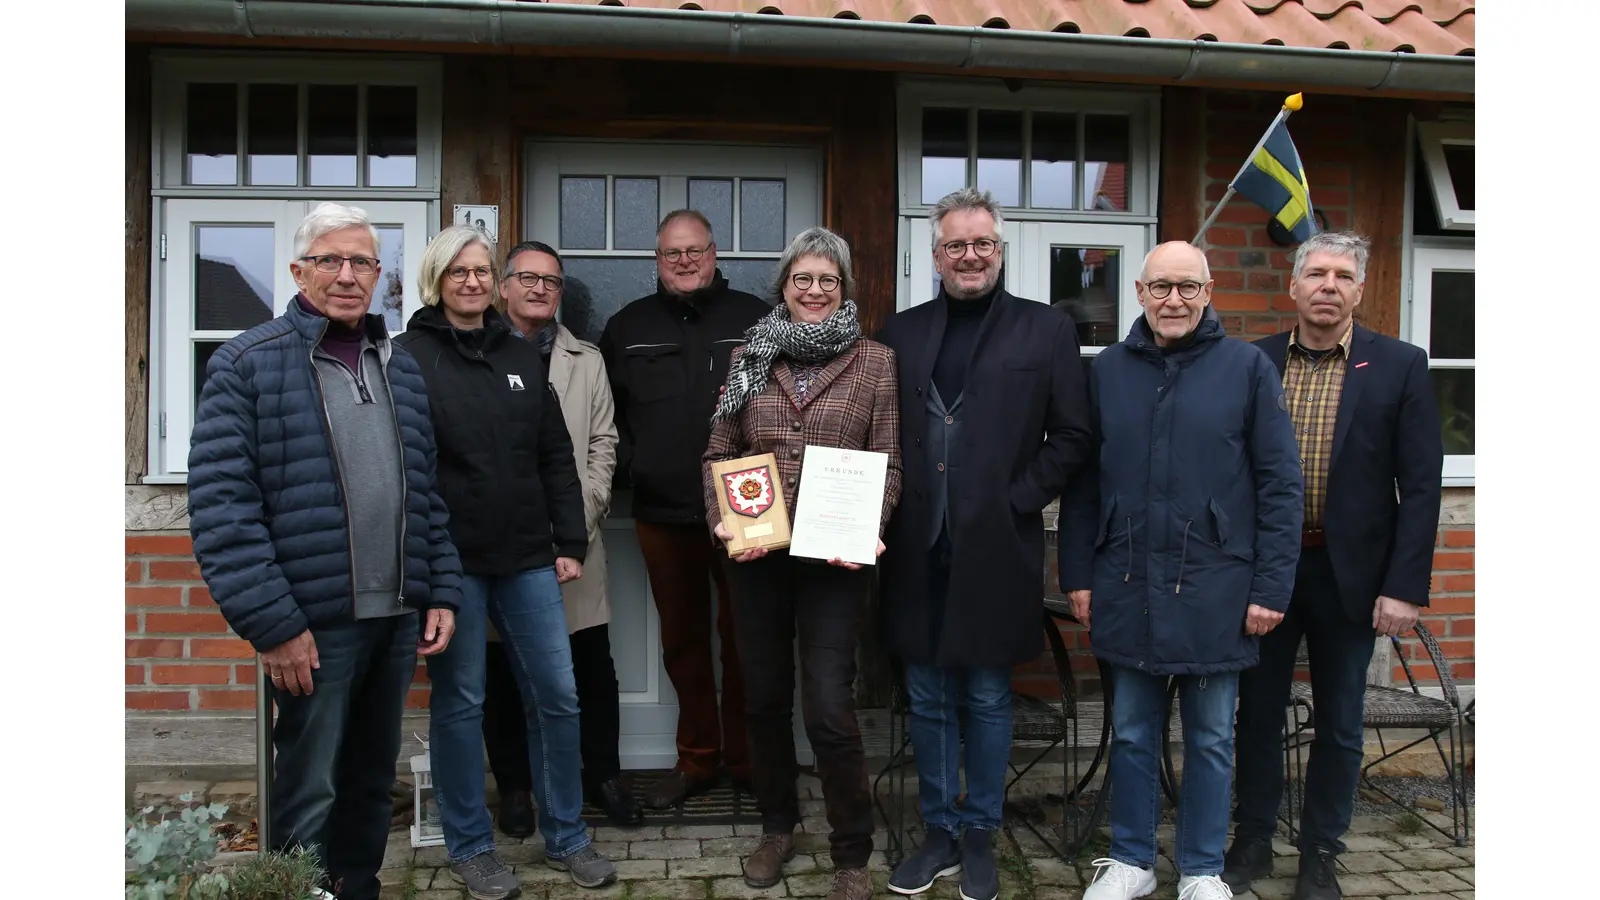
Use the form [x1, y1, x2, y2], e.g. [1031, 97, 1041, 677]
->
[141, 474, 188, 486]
[1442, 476, 1474, 489]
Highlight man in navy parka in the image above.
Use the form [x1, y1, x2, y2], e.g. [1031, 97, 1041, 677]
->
[1060, 241, 1302, 900]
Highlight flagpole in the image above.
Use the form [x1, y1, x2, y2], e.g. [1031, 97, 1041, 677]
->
[1193, 93, 1303, 245]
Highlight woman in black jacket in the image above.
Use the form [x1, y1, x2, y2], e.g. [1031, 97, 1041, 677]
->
[393, 225, 616, 895]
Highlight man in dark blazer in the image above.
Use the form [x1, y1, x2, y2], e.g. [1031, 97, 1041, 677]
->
[877, 188, 1093, 900]
[1223, 232, 1444, 900]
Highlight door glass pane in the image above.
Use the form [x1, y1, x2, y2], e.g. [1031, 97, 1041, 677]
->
[975, 110, 1022, 208]
[367, 86, 418, 188]
[612, 178, 659, 251]
[307, 85, 358, 186]
[718, 260, 780, 305]
[1428, 270, 1474, 360]
[921, 108, 967, 204]
[740, 180, 787, 252]
[194, 225, 275, 330]
[374, 225, 406, 333]
[560, 257, 659, 343]
[1431, 369, 1474, 456]
[1045, 245, 1122, 348]
[1443, 143, 1474, 211]
[688, 178, 733, 247]
[560, 177, 607, 250]
[1084, 114, 1131, 211]
[1031, 112, 1077, 209]
[195, 341, 228, 407]
[246, 84, 297, 186]
[186, 83, 238, 185]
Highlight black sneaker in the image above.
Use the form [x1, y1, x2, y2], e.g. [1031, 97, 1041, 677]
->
[958, 828, 999, 900]
[888, 828, 962, 896]
[1294, 847, 1342, 900]
[1220, 835, 1274, 893]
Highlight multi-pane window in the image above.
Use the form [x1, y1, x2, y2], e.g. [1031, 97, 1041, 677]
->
[182, 82, 420, 188]
[918, 107, 1134, 212]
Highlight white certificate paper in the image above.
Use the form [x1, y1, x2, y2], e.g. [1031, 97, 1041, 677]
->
[788, 445, 889, 566]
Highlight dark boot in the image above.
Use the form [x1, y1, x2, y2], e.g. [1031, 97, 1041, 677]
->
[1294, 847, 1343, 900]
[958, 829, 998, 900]
[496, 790, 535, 840]
[887, 828, 961, 896]
[644, 769, 714, 810]
[589, 778, 644, 827]
[1221, 835, 1274, 893]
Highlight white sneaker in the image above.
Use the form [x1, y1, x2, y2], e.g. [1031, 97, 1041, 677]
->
[1178, 874, 1234, 900]
[1084, 858, 1157, 900]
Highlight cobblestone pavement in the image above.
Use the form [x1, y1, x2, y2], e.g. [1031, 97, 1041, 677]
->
[135, 774, 1473, 899]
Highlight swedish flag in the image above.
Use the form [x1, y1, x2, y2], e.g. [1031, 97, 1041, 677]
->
[1231, 118, 1315, 242]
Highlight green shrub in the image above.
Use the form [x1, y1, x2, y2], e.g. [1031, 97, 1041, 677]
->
[125, 793, 231, 900]
[224, 846, 328, 900]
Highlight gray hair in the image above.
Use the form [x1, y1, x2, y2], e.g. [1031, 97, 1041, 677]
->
[772, 226, 856, 301]
[293, 202, 380, 260]
[419, 224, 498, 308]
[1292, 231, 1370, 283]
[929, 187, 1005, 251]
[657, 209, 715, 242]
[502, 240, 564, 279]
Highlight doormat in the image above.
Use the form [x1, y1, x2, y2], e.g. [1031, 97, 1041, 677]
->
[583, 770, 762, 827]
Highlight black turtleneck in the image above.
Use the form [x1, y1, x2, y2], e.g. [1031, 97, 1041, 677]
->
[932, 284, 996, 403]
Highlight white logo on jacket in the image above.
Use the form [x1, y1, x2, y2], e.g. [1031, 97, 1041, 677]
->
[507, 374, 525, 391]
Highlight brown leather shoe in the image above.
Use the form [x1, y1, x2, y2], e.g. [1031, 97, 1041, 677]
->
[827, 867, 872, 900]
[742, 832, 797, 888]
[644, 770, 713, 810]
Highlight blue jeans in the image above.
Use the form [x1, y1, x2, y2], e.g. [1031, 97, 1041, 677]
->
[1234, 547, 1375, 854]
[270, 614, 418, 900]
[1107, 665, 1238, 876]
[427, 567, 589, 862]
[904, 663, 1013, 835]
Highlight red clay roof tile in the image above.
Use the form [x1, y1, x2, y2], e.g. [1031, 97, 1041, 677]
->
[544, 0, 1473, 55]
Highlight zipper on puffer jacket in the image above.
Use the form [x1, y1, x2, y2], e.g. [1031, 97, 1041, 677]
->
[1175, 519, 1193, 594]
[1123, 516, 1132, 582]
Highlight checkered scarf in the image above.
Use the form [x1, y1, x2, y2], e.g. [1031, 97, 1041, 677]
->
[711, 298, 861, 424]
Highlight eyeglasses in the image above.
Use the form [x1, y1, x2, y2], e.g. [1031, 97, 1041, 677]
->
[940, 239, 998, 259]
[509, 271, 565, 292]
[658, 245, 711, 263]
[790, 273, 841, 293]
[1145, 280, 1208, 300]
[446, 265, 495, 284]
[298, 254, 379, 275]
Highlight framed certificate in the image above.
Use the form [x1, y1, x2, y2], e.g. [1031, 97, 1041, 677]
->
[710, 453, 792, 556]
[788, 445, 889, 566]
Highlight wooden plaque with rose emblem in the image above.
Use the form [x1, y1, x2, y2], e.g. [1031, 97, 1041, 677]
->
[710, 453, 792, 556]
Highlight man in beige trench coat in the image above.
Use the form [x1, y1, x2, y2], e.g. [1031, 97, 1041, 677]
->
[482, 239, 644, 829]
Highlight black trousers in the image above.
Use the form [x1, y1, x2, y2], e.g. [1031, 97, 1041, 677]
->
[483, 622, 623, 795]
[1234, 546, 1377, 854]
[724, 550, 874, 869]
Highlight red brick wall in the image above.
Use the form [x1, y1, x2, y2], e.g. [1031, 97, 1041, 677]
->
[125, 533, 431, 712]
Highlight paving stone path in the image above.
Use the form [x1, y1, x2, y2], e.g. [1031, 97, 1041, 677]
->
[133, 774, 1472, 899]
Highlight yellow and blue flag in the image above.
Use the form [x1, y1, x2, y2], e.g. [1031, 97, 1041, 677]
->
[1231, 118, 1315, 242]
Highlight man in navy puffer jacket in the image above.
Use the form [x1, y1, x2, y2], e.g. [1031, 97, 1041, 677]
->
[1060, 241, 1302, 900]
[188, 202, 462, 900]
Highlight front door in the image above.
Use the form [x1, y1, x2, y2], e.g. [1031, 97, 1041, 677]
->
[525, 140, 824, 769]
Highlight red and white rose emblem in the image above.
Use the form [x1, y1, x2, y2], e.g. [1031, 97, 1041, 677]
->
[722, 466, 775, 518]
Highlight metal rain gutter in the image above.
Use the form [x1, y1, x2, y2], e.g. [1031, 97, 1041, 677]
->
[125, 0, 1474, 96]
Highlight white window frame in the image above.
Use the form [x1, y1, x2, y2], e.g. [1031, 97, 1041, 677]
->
[894, 78, 1159, 315]
[1408, 244, 1475, 484]
[1416, 121, 1474, 232]
[144, 51, 443, 483]
[151, 50, 443, 197]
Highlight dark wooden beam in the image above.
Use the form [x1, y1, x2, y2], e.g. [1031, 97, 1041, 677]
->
[127, 45, 153, 484]
[825, 72, 898, 338]
[440, 56, 517, 246]
[1351, 98, 1409, 338]
[1159, 86, 1206, 246]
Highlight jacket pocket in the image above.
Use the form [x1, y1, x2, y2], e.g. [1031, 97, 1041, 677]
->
[1093, 494, 1120, 549]
[624, 343, 685, 403]
[1207, 498, 1254, 562]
